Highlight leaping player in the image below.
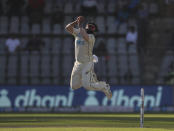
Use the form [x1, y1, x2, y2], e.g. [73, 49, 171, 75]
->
[65, 16, 112, 99]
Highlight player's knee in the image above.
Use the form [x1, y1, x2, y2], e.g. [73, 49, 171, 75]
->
[82, 80, 90, 89]
[70, 83, 81, 90]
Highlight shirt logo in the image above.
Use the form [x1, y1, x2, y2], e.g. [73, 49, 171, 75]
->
[77, 40, 85, 45]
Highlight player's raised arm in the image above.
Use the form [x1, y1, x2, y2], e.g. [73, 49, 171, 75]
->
[79, 27, 90, 43]
[65, 20, 78, 34]
[75, 16, 90, 43]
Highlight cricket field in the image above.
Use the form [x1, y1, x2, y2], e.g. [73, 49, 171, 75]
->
[0, 113, 174, 131]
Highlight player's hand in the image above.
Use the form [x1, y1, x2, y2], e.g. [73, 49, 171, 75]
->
[77, 16, 85, 27]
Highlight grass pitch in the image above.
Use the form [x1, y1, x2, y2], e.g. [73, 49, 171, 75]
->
[0, 113, 174, 131]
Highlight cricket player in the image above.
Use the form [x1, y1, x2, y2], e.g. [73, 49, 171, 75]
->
[65, 16, 112, 99]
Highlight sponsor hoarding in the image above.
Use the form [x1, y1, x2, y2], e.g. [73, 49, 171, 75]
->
[0, 85, 173, 112]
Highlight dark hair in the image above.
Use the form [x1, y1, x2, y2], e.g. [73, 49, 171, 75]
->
[86, 22, 98, 34]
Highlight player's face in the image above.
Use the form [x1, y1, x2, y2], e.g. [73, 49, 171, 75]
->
[85, 24, 95, 32]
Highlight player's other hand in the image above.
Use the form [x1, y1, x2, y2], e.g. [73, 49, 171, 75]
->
[77, 16, 85, 27]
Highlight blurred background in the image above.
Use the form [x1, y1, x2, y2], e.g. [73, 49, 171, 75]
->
[0, 0, 173, 86]
[0, 0, 174, 113]
[0, 0, 174, 86]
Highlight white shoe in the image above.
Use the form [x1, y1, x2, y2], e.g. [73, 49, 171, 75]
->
[103, 84, 112, 99]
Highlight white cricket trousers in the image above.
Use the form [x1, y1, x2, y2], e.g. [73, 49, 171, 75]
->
[70, 61, 106, 91]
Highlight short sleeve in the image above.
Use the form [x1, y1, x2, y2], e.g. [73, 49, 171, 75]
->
[72, 28, 80, 36]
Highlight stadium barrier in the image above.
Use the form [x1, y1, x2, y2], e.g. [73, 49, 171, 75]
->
[0, 85, 173, 112]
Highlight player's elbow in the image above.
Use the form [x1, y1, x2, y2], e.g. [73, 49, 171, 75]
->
[65, 26, 73, 34]
[65, 26, 69, 32]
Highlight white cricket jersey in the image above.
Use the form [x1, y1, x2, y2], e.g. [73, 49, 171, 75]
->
[72, 28, 95, 63]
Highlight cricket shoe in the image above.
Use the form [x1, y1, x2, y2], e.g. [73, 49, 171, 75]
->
[103, 84, 112, 99]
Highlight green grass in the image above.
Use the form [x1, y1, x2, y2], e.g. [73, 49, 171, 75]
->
[0, 113, 174, 131]
[0, 128, 173, 131]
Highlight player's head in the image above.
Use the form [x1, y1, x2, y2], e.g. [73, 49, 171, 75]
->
[85, 23, 98, 34]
